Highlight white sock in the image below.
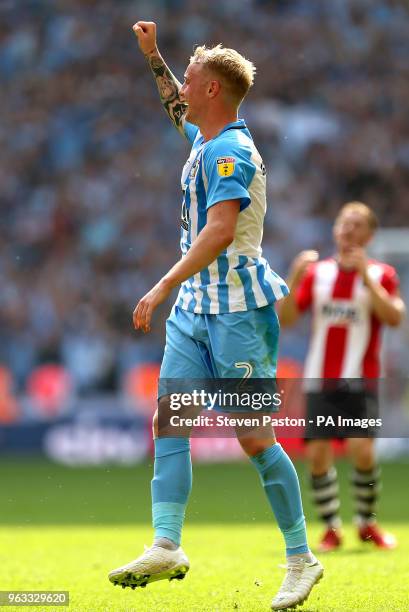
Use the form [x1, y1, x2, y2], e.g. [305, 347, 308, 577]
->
[153, 537, 178, 551]
[287, 551, 316, 566]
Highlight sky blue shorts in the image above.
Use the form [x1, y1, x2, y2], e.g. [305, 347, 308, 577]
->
[159, 304, 279, 398]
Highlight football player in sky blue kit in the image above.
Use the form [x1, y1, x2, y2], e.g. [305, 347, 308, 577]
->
[109, 21, 323, 610]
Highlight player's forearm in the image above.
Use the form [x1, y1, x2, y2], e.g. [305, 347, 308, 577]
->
[277, 294, 300, 326]
[144, 49, 187, 134]
[161, 227, 233, 290]
[365, 276, 405, 326]
[277, 272, 302, 326]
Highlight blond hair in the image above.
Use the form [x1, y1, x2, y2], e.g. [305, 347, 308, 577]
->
[336, 201, 379, 232]
[190, 44, 256, 105]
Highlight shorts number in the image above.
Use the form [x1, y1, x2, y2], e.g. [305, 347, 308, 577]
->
[234, 362, 253, 379]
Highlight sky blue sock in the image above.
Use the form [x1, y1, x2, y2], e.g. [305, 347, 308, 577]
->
[251, 443, 309, 556]
[151, 437, 192, 546]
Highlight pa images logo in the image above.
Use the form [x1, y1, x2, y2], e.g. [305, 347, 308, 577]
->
[216, 156, 235, 177]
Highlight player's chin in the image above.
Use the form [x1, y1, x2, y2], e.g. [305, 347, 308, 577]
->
[185, 108, 197, 125]
[343, 242, 358, 251]
[338, 239, 352, 250]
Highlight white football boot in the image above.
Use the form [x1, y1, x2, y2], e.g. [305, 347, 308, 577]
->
[271, 558, 324, 610]
[108, 545, 189, 590]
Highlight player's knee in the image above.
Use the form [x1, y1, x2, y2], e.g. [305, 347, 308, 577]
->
[307, 440, 327, 459]
[154, 396, 172, 437]
[307, 440, 332, 474]
[350, 439, 375, 470]
[155, 395, 193, 438]
[152, 410, 159, 438]
[238, 437, 274, 457]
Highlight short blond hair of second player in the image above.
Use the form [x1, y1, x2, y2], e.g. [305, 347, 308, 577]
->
[336, 201, 379, 233]
[190, 44, 256, 106]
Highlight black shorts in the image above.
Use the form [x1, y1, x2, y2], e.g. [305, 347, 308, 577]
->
[304, 389, 380, 440]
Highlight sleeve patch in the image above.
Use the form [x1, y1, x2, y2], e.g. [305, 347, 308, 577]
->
[216, 156, 236, 177]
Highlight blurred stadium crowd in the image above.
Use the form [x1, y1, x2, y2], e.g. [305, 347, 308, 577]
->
[1, 0, 409, 394]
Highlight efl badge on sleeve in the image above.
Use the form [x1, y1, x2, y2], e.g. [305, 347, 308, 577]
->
[216, 156, 236, 177]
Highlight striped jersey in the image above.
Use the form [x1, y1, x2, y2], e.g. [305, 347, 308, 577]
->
[296, 258, 399, 378]
[175, 118, 288, 314]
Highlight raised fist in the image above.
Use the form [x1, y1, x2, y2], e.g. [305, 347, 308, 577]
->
[132, 21, 157, 56]
[290, 250, 319, 284]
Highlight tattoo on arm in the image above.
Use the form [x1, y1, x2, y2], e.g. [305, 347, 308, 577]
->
[148, 55, 187, 132]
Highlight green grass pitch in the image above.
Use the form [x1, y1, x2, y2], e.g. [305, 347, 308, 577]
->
[1, 458, 409, 611]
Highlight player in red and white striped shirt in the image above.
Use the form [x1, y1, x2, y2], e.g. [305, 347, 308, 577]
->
[279, 202, 406, 551]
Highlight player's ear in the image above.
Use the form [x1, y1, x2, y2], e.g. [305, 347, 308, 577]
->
[207, 79, 220, 98]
